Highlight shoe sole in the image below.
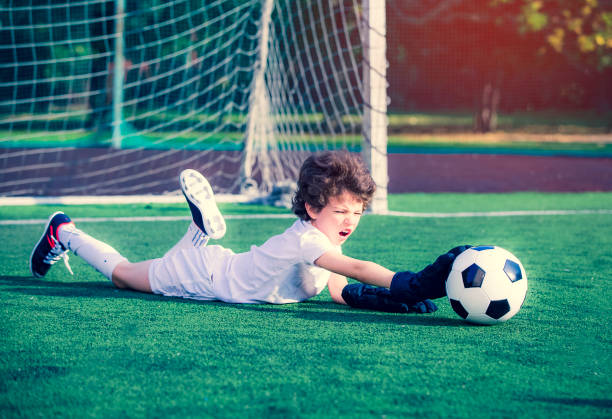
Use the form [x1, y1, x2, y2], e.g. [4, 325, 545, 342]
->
[29, 211, 64, 278]
[180, 169, 226, 240]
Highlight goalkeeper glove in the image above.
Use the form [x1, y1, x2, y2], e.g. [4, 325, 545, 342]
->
[342, 283, 438, 314]
[389, 245, 472, 303]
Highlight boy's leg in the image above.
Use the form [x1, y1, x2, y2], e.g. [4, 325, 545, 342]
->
[30, 211, 155, 293]
[180, 169, 226, 239]
[112, 260, 154, 293]
[30, 171, 225, 292]
[163, 169, 227, 258]
[164, 222, 209, 258]
[30, 211, 128, 281]
[57, 219, 128, 280]
[140, 170, 226, 299]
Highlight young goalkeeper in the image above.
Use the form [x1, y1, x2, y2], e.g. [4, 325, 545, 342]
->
[29, 151, 470, 313]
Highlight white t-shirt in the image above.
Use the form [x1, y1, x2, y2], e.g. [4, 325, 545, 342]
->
[214, 219, 341, 304]
[149, 219, 341, 304]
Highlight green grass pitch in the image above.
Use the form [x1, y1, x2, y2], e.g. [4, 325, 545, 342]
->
[1, 193, 611, 418]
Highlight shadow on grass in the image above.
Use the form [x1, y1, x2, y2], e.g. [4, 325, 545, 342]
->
[0, 275, 465, 326]
[229, 301, 466, 326]
[0, 275, 163, 301]
[528, 396, 612, 409]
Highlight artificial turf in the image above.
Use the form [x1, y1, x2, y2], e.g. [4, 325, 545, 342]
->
[1, 193, 611, 418]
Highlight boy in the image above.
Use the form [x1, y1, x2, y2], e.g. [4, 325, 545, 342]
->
[29, 151, 469, 313]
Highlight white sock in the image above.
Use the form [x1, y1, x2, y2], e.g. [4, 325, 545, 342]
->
[57, 224, 127, 280]
[164, 222, 208, 258]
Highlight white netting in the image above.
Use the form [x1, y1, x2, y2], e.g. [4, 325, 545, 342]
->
[0, 0, 386, 202]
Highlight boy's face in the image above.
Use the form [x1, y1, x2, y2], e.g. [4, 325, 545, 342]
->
[306, 191, 364, 246]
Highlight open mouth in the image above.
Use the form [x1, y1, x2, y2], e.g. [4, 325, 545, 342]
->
[339, 229, 351, 238]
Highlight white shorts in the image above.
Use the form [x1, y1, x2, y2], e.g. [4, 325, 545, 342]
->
[148, 244, 234, 300]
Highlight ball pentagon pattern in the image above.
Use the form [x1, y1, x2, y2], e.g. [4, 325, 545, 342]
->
[446, 246, 527, 325]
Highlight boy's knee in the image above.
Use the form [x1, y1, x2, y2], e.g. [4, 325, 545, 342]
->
[109, 260, 153, 293]
[111, 263, 130, 288]
[111, 276, 128, 289]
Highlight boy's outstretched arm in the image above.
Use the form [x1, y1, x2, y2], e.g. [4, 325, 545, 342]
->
[315, 251, 394, 288]
[320, 254, 438, 314]
[317, 245, 472, 311]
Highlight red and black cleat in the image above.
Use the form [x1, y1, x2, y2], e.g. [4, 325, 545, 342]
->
[29, 211, 74, 278]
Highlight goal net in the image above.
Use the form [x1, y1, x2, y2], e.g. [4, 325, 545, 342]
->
[0, 0, 388, 212]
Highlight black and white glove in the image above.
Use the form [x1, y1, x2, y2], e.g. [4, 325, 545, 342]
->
[342, 283, 438, 314]
[389, 245, 472, 303]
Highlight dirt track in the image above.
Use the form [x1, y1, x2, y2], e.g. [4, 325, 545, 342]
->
[1, 147, 611, 196]
[388, 153, 612, 193]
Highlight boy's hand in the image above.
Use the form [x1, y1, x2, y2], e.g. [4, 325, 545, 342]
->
[390, 245, 472, 303]
[341, 283, 437, 314]
[407, 299, 438, 313]
[447, 245, 472, 257]
[420, 244, 473, 279]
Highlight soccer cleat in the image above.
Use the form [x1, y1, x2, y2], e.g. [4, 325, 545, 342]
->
[29, 211, 74, 278]
[179, 169, 226, 240]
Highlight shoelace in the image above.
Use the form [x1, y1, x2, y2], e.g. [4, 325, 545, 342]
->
[44, 239, 74, 275]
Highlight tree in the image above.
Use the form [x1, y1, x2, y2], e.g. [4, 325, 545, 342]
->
[492, 0, 612, 118]
[495, 0, 612, 70]
[386, 0, 612, 132]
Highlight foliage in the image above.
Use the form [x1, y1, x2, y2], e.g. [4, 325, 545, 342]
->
[493, 0, 612, 70]
[386, 0, 612, 112]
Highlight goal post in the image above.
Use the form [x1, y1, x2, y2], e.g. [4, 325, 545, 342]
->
[241, 0, 388, 211]
[241, 0, 276, 195]
[362, 0, 388, 214]
[0, 0, 388, 212]
[112, 0, 126, 149]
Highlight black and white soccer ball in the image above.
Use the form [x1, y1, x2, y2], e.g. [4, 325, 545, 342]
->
[446, 246, 528, 325]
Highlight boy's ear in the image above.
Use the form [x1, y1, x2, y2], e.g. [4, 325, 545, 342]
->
[305, 203, 319, 220]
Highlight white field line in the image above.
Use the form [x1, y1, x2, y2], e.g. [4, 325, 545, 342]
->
[387, 209, 612, 217]
[0, 194, 252, 206]
[0, 214, 296, 225]
[1, 209, 611, 226]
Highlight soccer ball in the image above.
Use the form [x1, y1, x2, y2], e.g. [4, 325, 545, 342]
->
[446, 246, 527, 325]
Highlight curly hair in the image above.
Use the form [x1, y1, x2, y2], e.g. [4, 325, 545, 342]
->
[291, 150, 376, 221]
